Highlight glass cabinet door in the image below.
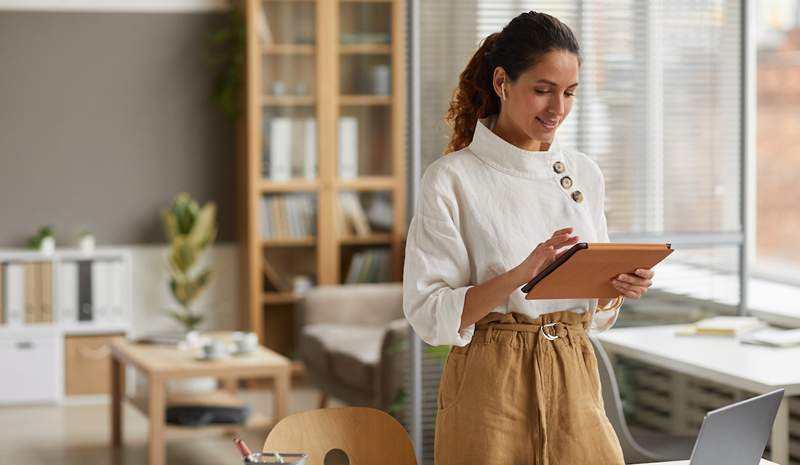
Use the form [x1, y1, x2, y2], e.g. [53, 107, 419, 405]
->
[260, 0, 318, 182]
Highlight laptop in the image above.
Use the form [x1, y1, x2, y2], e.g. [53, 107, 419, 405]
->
[689, 388, 784, 465]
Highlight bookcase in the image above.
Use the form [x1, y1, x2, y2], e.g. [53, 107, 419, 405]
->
[242, 0, 406, 358]
[0, 248, 131, 403]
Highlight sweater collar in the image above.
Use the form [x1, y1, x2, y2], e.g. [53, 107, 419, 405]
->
[468, 116, 561, 179]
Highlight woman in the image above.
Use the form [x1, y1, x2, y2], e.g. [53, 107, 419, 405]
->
[402, 11, 655, 465]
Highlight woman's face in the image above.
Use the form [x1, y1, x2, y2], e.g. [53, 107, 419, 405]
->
[494, 50, 579, 146]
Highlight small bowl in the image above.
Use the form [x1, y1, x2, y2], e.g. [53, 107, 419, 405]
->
[245, 452, 308, 464]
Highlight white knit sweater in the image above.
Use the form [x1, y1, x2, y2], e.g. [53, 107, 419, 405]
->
[403, 117, 619, 347]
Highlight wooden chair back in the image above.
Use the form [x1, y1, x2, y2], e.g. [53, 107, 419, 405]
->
[262, 407, 417, 465]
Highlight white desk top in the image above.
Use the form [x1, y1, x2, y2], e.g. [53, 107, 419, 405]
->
[636, 461, 777, 465]
[596, 325, 800, 395]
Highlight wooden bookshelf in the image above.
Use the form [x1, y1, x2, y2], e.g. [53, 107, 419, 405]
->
[242, 0, 406, 357]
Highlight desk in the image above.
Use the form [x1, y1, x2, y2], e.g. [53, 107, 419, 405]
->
[109, 335, 291, 465]
[598, 325, 800, 465]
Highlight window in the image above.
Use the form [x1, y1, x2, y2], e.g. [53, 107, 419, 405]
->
[415, 0, 744, 314]
[754, 0, 800, 286]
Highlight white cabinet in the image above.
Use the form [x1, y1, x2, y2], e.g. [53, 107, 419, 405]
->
[0, 248, 131, 404]
[0, 329, 61, 404]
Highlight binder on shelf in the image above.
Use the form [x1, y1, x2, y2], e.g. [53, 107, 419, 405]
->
[257, 5, 274, 45]
[92, 260, 108, 322]
[5, 263, 24, 326]
[40, 262, 53, 323]
[269, 117, 292, 181]
[58, 261, 78, 324]
[109, 260, 124, 320]
[338, 117, 359, 180]
[304, 118, 317, 180]
[0, 264, 4, 324]
[24, 262, 40, 323]
[77, 260, 93, 322]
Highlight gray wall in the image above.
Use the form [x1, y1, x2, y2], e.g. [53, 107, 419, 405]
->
[0, 11, 236, 246]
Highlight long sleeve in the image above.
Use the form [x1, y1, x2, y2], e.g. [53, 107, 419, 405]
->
[588, 165, 621, 333]
[403, 171, 474, 347]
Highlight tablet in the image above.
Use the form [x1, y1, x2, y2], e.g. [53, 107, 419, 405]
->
[520, 242, 673, 299]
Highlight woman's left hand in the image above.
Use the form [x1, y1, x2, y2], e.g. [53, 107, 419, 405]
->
[612, 268, 654, 299]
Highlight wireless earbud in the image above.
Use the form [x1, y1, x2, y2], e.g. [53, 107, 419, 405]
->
[501, 82, 507, 101]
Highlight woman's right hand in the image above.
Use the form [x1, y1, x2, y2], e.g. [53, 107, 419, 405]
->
[511, 227, 579, 288]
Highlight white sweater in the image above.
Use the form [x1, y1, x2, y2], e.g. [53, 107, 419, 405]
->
[403, 117, 619, 347]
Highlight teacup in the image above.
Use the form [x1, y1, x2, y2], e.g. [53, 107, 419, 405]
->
[234, 332, 259, 354]
[202, 340, 227, 359]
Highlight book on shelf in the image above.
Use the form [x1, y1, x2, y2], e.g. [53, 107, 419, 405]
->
[262, 260, 290, 292]
[338, 116, 358, 180]
[261, 193, 317, 240]
[344, 249, 390, 284]
[677, 316, 764, 337]
[338, 192, 371, 237]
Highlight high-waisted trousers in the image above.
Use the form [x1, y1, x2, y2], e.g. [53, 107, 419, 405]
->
[434, 310, 625, 465]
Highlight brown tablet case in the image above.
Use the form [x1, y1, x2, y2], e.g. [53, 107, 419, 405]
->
[522, 242, 673, 300]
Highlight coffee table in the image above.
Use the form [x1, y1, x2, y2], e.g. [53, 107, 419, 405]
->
[109, 334, 291, 465]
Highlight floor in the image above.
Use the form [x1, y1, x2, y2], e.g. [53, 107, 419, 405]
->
[0, 382, 343, 465]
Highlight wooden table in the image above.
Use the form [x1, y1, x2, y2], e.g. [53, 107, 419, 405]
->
[109, 335, 291, 465]
[598, 325, 800, 465]
[637, 461, 777, 465]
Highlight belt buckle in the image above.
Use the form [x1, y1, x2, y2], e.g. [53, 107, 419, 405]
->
[540, 322, 559, 341]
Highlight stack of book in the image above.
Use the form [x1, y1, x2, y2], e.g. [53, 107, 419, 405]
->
[677, 316, 764, 337]
[261, 193, 316, 240]
[344, 249, 390, 284]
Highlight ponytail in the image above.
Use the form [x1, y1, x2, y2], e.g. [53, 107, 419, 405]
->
[444, 33, 501, 154]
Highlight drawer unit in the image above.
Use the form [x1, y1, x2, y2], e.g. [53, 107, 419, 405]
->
[64, 334, 121, 395]
[0, 329, 60, 404]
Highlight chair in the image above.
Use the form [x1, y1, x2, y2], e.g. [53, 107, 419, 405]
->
[262, 407, 418, 465]
[589, 335, 697, 464]
[296, 284, 408, 411]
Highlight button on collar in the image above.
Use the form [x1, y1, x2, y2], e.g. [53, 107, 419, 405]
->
[553, 161, 565, 174]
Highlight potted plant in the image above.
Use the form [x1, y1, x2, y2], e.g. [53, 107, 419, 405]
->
[26, 225, 55, 254]
[161, 192, 218, 333]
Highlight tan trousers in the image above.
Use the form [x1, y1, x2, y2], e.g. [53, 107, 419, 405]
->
[434, 310, 625, 465]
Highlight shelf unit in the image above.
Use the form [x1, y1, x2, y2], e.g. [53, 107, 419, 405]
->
[0, 248, 132, 404]
[241, 0, 406, 356]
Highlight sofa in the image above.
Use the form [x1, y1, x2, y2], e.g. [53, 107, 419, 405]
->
[296, 283, 408, 414]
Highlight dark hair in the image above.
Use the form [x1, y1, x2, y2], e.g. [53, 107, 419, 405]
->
[444, 11, 581, 153]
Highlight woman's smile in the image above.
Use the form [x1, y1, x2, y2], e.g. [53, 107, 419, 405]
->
[535, 116, 559, 131]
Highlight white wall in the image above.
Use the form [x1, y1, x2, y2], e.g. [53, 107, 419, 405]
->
[128, 242, 240, 337]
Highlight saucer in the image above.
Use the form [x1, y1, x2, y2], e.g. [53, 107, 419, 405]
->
[194, 351, 228, 362]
